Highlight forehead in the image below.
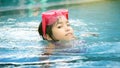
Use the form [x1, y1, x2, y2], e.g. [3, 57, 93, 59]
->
[53, 16, 68, 26]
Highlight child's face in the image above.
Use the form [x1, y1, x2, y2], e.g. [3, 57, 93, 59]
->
[51, 16, 75, 41]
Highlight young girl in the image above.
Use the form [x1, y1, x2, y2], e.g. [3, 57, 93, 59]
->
[38, 9, 75, 41]
[38, 9, 98, 56]
[38, 9, 78, 55]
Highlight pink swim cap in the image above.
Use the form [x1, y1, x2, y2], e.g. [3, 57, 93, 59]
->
[42, 9, 68, 38]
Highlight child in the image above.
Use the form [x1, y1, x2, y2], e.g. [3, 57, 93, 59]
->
[38, 9, 77, 55]
[38, 9, 75, 41]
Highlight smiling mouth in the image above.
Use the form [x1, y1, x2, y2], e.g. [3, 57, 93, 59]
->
[65, 33, 73, 36]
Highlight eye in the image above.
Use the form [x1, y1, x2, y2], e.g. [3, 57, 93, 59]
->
[57, 25, 62, 28]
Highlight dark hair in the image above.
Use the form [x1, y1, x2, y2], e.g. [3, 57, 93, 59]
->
[38, 22, 58, 41]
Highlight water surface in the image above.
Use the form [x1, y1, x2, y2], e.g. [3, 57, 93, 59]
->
[0, 0, 120, 68]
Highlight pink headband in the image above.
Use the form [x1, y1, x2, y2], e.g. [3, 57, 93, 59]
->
[42, 9, 68, 38]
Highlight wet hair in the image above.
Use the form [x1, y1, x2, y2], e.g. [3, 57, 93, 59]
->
[38, 22, 58, 41]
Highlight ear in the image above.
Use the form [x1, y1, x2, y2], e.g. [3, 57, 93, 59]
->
[44, 34, 52, 40]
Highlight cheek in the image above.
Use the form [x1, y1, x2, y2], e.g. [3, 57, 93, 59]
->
[53, 29, 63, 36]
[52, 29, 64, 38]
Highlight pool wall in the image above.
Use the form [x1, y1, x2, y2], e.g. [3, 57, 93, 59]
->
[0, 0, 116, 16]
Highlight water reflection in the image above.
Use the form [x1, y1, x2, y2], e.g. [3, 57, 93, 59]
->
[0, 0, 67, 16]
[0, 0, 48, 16]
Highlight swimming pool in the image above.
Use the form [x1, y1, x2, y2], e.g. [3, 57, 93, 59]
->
[0, 0, 120, 68]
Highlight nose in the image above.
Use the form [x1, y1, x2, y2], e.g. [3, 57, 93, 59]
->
[65, 25, 71, 32]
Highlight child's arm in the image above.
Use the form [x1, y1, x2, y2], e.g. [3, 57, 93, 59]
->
[80, 32, 99, 37]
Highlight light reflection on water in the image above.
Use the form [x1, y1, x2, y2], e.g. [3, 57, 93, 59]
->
[0, 0, 120, 68]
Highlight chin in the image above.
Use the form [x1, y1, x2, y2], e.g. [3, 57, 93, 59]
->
[66, 37, 75, 41]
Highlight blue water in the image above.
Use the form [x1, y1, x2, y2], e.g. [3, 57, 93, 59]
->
[0, 0, 120, 68]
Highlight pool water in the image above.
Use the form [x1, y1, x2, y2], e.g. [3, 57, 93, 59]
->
[0, 0, 120, 68]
